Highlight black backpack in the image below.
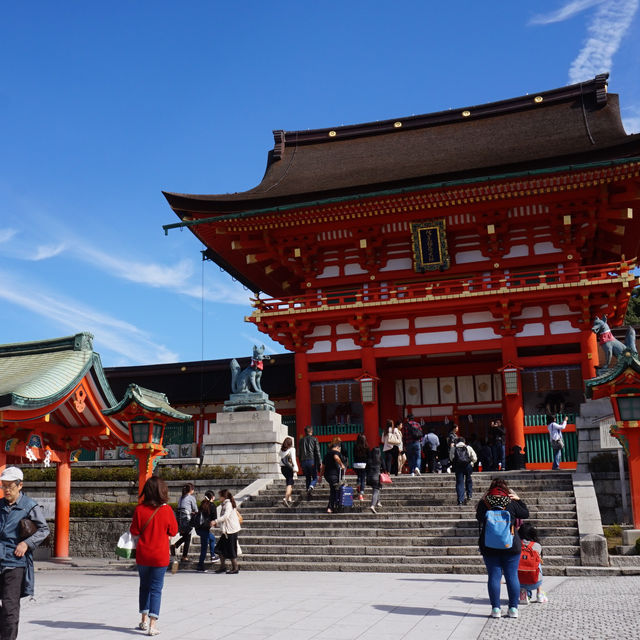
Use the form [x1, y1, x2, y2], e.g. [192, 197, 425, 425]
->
[190, 510, 207, 530]
[454, 445, 471, 467]
[409, 422, 423, 442]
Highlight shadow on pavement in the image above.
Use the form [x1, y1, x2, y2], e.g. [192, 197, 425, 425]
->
[29, 620, 139, 635]
[373, 605, 487, 618]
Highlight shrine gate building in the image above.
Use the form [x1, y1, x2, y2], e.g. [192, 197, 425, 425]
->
[164, 74, 640, 469]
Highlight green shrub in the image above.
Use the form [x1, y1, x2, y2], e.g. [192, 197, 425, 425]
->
[635, 538, 640, 555]
[22, 465, 257, 483]
[603, 524, 623, 539]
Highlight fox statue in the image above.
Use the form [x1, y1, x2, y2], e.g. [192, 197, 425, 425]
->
[230, 344, 265, 393]
[591, 315, 637, 373]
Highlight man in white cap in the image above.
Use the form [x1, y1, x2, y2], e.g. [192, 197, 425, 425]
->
[0, 466, 49, 640]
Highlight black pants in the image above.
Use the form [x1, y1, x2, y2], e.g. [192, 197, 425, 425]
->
[383, 446, 399, 475]
[175, 527, 193, 558]
[426, 448, 437, 473]
[0, 567, 25, 640]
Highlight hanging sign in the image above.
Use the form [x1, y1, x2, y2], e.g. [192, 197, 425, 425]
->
[411, 218, 450, 272]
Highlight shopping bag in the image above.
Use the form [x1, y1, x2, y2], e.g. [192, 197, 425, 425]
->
[115, 531, 138, 559]
[380, 471, 392, 484]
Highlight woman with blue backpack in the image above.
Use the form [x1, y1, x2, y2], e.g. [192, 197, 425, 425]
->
[476, 478, 529, 619]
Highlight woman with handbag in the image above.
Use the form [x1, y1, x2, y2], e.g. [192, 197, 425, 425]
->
[173, 482, 197, 562]
[279, 437, 299, 508]
[366, 446, 383, 513]
[130, 476, 178, 636]
[353, 433, 369, 501]
[382, 419, 402, 476]
[195, 491, 218, 572]
[318, 437, 347, 514]
[547, 415, 568, 470]
[212, 489, 242, 574]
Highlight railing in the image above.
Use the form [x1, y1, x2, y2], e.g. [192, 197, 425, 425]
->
[524, 414, 577, 427]
[251, 260, 634, 316]
[524, 431, 577, 464]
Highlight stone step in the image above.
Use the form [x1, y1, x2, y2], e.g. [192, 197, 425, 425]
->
[239, 534, 580, 546]
[234, 555, 578, 569]
[254, 491, 576, 502]
[239, 543, 580, 557]
[240, 516, 578, 528]
[241, 506, 576, 517]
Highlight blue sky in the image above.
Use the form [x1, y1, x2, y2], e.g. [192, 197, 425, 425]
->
[1, 1, 639, 367]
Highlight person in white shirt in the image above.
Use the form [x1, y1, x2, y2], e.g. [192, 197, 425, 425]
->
[547, 415, 568, 470]
[279, 437, 299, 507]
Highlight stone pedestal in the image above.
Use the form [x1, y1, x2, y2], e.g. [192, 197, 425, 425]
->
[201, 410, 288, 478]
[223, 391, 275, 412]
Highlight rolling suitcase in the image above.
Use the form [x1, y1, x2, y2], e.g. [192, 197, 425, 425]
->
[339, 484, 354, 509]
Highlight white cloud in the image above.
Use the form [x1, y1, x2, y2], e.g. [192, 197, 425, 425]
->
[31, 243, 66, 261]
[568, 0, 639, 83]
[0, 271, 179, 364]
[0, 228, 18, 243]
[622, 106, 640, 133]
[530, 0, 605, 25]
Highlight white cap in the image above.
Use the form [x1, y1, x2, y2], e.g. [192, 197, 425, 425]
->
[0, 467, 24, 482]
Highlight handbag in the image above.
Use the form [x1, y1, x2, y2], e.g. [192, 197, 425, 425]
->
[380, 471, 392, 484]
[116, 506, 160, 559]
[19, 517, 38, 541]
[236, 509, 243, 525]
[551, 438, 564, 450]
[387, 430, 402, 446]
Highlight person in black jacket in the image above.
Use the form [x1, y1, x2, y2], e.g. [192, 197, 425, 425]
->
[476, 478, 529, 619]
[298, 425, 322, 497]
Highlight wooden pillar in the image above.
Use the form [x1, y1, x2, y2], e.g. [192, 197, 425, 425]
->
[581, 330, 598, 381]
[625, 429, 640, 529]
[54, 450, 71, 560]
[501, 336, 525, 450]
[0, 451, 6, 499]
[295, 352, 312, 442]
[361, 347, 379, 445]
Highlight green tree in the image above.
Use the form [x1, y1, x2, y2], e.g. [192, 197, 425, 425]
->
[624, 286, 640, 325]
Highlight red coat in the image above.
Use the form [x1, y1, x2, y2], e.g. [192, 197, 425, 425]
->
[130, 503, 178, 567]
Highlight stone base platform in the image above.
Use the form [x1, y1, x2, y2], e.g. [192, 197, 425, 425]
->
[201, 410, 287, 477]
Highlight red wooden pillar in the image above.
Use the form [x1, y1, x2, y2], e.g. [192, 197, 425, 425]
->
[54, 449, 71, 560]
[361, 347, 379, 444]
[581, 330, 598, 381]
[501, 336, 525, 450]
[624, 429, 640, 529]
[295, 351, 312, 441]
[0, 451, 6, 499]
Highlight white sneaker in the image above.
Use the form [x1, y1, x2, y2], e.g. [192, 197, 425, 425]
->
[519, 589, 529, 605]
[507, 607, 518, 618]
[414, 467, 421, 476]
[490, 607, 501, 618]
[370, 505, 377, 514]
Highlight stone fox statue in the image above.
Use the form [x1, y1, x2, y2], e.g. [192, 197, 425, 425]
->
[230, 345, 265, 393]
[591, 315, 637, 372]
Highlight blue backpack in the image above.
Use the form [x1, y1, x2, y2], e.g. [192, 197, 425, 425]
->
[484, 508, 514, 549]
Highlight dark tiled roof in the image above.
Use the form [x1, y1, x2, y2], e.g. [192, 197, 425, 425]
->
[104, 353, 295, 407]
[164, 75, 640, 215]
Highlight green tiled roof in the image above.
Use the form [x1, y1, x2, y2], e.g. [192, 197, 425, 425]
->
[585, 351, 640, 398]
[103, 384, 191, 421]
[0, 333, 116, 410]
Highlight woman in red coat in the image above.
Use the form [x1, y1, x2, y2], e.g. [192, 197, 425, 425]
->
[130, 476, 178, 636]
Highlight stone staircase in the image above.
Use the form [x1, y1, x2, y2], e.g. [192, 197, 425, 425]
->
[232, 471, 583, 574]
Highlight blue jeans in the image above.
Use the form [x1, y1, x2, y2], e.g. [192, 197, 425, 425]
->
[483, 553, 521, 609]
[455, 464, 473, 504]
[301, 459, 318, 490]
[552, 445, 562, 469]
[407, 441, 421, 472]
[198, 530, 216, 567]
[137, 564, 167, 619]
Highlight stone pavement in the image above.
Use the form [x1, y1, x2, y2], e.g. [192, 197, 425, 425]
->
[14, 565, 640, 640]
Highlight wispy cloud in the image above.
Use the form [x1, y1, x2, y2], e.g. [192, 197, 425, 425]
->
[568, 0, 639, 83]
[0, 228, 18, 243]
[0, 271, 179, 364]
[75, 244, 250, 304]
[530, 0, 605, 25]
[622, 105, 640, 133]
[31, 243, 66, 261]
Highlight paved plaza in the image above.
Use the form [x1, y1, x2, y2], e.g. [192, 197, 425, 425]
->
[14, 564, 640, 639]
